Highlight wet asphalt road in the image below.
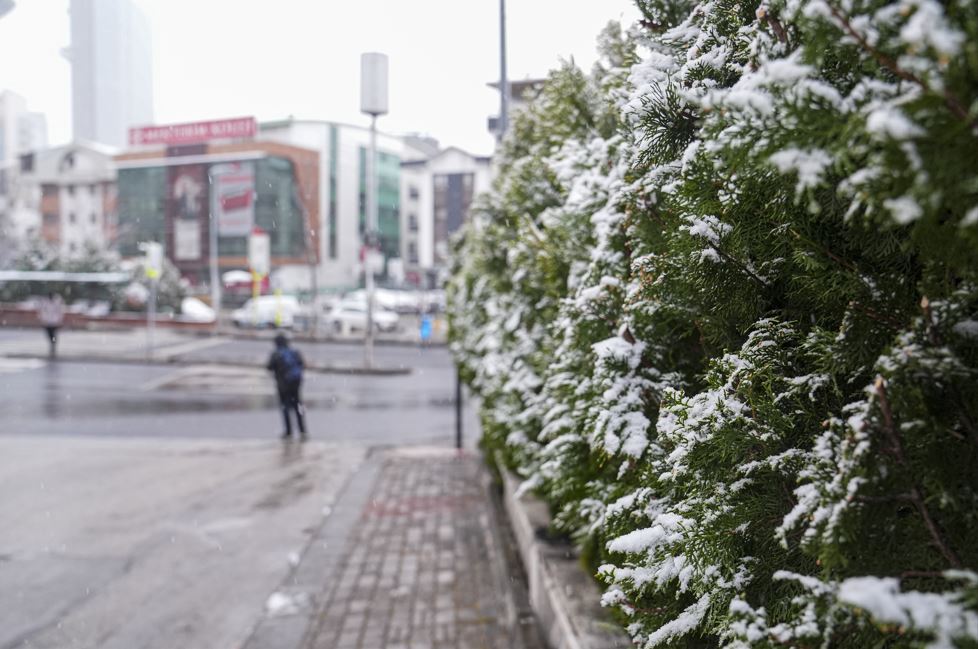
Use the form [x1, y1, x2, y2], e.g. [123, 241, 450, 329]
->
[0, 332, 464, 447]
[0, 329, 478, 649]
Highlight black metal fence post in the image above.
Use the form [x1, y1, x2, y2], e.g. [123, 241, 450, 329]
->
[455, 366, 463, 450]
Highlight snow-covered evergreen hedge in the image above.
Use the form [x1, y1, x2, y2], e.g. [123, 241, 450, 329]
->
[448, 1, 978, 646]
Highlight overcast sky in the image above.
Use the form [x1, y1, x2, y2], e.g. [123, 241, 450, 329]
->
[0, 0, 639, 155]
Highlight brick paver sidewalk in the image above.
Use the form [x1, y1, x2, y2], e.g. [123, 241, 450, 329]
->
[302, 449, 515, 649]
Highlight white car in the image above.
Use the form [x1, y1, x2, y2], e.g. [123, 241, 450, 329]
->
[180, 297, 216, 322]
[325, 300, 400, 334]
[232, 295, 302, 329]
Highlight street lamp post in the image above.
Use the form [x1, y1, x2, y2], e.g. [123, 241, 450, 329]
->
[208, 171, 221, 320]
[499, 0, 510, 139]
[360, 52, 388, 369]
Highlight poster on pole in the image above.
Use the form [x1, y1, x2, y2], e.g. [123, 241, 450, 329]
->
[248, 228, 270, 277]
[166, 163, 207, 269]
[141, 242, 163, 280]
[174, 220, 201, 260]
[211, 162, 256, 237]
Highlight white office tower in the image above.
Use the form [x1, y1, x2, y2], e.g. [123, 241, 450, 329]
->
[68, 0, 153, 148]
[0, 90, 48, 166]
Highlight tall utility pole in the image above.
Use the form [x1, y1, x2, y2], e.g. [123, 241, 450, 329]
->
[498, 0, 510, 139]
[208, 172, 221, 318]
[360, 52, 389, 369]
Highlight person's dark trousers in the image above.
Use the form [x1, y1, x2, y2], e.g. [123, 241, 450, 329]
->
[44, 327, 59, 358]
[278, 382, 306, 437]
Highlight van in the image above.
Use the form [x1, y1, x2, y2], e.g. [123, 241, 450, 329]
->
[231, 295, 301, 329]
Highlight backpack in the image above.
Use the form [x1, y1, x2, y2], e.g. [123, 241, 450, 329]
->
[278, 348, 303, 385]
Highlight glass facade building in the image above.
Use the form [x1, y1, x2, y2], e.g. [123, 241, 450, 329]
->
[116, 153, 312, 282]
[358, 146, 401, 262]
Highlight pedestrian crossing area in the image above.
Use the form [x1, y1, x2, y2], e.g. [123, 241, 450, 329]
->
[0, 357, 46, 374]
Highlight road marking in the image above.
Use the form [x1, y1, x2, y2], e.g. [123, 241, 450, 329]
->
[139, 365, 205, 391]
[140, 364, 271, 394]
[0, 357, 46, 374]
[155, 336, 226, 360]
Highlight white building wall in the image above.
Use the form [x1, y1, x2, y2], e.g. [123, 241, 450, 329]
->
[7, 179, 41, 242]
[400, 148, 492, 282]
[36, 143, 116, 256]
[400, 164, 434, 272]
[0, 91, 48, 167]
[427, 149, 492, 194]
[19, 112, 48, 154]
[259, 120, 420, 291]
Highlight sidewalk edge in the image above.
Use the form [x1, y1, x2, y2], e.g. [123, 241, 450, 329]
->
[497, 459, 631, 649]
[240, 445, 384, 649]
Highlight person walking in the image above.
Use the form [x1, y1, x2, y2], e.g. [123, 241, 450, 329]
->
[37, 292, 65, 358]
[419, 312, 433, 348]
[266, 333, 307, 439]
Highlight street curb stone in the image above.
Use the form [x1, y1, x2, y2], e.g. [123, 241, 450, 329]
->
[498, 464, 631, 649]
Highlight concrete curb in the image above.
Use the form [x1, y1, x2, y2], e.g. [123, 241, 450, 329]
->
[483, 464, 548, 649]
[1, 352, 412, 376]
[498, 464, 631, 649]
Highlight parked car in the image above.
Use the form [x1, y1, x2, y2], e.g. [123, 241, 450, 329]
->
[232, 295, 302, 329]
[180, 297, 216, 323]
[325, 300, 400, 334]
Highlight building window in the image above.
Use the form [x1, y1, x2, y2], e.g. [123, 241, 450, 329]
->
[67, 184, 75, 196]
[409, 213, 418, 231]
[408, 241, 418, 264]
[69, 212, 76, 224]
[69, 242, 77, 253]
[90, 213, 97, 224]
[90, 184, 97, 196]
[408, 185, 419, 200]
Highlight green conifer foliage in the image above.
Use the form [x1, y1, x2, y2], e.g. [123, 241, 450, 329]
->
[449, 0, 978, 645]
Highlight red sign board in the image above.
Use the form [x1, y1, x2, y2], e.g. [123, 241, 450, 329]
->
[129, 117, 256, 146]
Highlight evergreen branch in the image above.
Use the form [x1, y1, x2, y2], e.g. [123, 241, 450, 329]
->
[848, 300, 905, 330]
[712, 243, 772, 288]
[789, 228, 859, 275]
[874, 377, 963, 569]
[617, 595, 672, 616]
[824, 4, 971, 125]
[756, 6, 789, 44]
[919, 296, 941, 346]
[900, 570, 946, 580]
[622, 326, 637, 344]
[854, 493, 914, 503]
[640, 19, 666, 34]
[919, 297, 978, 446]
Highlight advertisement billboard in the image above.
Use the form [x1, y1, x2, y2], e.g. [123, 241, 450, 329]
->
[248, 228, 270, 277]
[166, 164, 207, 264]
[211, 162, 255, 237]
[174, 220, 201, 260]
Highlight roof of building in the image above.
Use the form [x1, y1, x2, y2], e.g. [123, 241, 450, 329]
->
[258, 116, 405, 141]
[400, 146, 492, 168]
